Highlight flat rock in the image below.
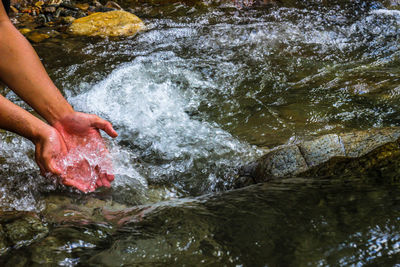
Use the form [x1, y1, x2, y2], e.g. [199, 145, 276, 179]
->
[238, 127, 400, 186]
[68, 10, 145, 37]
[299, 134, 345, 167]
[26, 31, 50, 43]
[253, 145, 308, 181]
[340, 128, 400, 158]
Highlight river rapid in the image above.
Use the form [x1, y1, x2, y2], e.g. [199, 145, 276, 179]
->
[0, 0, 399, 265]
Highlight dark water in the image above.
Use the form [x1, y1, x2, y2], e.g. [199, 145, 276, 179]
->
[0, 0, 399, 265]
[2, 178, 400, 266]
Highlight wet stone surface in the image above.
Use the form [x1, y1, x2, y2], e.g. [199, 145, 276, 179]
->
[0, 211, 48, 255]
[239, 127, 400, 185]
[252, 145, 308, 183]
[299, 134, 345, 167]
[340, 128, 400, 158]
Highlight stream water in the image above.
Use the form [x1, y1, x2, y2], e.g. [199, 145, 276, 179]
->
[0, 0, 399, 265]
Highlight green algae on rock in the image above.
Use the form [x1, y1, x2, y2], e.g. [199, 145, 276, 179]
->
[0, 211, 48, 255]
[68, 10, 145, 37]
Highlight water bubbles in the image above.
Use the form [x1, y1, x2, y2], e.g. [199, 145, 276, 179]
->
[0, 133, 45, 211]
[71, 53, 261, 196]
[1, 1, 399, 210]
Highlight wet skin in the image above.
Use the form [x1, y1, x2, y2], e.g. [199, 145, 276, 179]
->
[0, 1, 118, 192]
[53, 112, 118, 192]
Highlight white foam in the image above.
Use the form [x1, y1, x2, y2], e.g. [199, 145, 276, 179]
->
[71, 52, 260, 193]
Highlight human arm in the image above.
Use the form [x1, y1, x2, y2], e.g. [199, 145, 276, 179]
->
[0, 94, 66, 175]
[0, 3, 74, 124]
[0, 2, 118, 191]
[53, 112, 118, 192]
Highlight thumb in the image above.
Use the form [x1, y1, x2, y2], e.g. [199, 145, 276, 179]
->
[92, 116, 118, 138]
[46, 159, 63, 176]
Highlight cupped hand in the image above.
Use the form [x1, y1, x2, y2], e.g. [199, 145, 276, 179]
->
[53, 111, 118, 192]
[34, 126, 67, 177]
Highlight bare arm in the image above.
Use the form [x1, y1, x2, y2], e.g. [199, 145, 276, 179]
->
[0, 2, 117, 190]
[0, 2, 73, 125]
[0, 94, 66, 174]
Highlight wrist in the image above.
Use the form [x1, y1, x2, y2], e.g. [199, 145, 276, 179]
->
[30, 120, 55, 145]
[47, 104, 75, 126]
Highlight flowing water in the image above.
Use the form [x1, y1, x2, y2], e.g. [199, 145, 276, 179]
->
[0, 0, 400, 265]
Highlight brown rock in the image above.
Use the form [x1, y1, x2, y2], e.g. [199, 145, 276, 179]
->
[105, 1, 122, 10]
[10, 5, 19, 13]
[61, 15, 75, 24]
[34, 1, 44, 8]
[340, 128, 400, 158]
[44, 6, 56, 13]
[26, 31, 50, 43]
[68, 10, 145, 37]
[75, 3, 90, 11]
[92, 0, 102, 7]
[18, 28, 32, 35]
[253, 145, 308, 181]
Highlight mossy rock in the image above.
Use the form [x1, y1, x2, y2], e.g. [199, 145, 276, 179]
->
[0, 211, 48, 255]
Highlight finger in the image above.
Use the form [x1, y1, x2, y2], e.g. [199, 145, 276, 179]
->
[37, 161, 46, 177]
[92, 116, 118, 138]
[106, 173, 115, 182]
[35, 146, 45, 176]
[46, 159, 63, 176]
[96, 177, 103, 187]
[41, 154, 60, 175]
[36, 159, 46, 177]
[102, 179, 111, 188]
[63, 178, 90, 193]
[99, 172, 110, 187]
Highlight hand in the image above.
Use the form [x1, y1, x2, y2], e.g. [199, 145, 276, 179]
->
[34, 126, 67, 177]
[53, 111, 118, 192]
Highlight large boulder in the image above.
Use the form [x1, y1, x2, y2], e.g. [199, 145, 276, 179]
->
[68, 10, 145, 37]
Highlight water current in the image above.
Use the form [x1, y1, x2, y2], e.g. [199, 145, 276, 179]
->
[0, 0, 399, 265]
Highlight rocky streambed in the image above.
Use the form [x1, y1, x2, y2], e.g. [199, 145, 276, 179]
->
[1, 127, 400, 263]
[1, 0, 400, 265]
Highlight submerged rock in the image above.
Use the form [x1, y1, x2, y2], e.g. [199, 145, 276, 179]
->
[238, 127, 400, 186]
[0, 211, 48, 255]
[18, 28, 32, 35]
[299, 134, 345, 167]
[68, 10, 145, 37]
[26, 31, 50, 43]
[251, 145, 308, 182]
[382, 0, 400, 9]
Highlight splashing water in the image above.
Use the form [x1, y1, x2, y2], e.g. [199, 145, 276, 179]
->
[55, 141, 113, 192]
[0, 0, 399, 210]
[71, 52, 262, 195]
[0, 134, 48, 211]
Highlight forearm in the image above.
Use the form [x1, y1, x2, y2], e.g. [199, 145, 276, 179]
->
[0, 19, 73, 125]
[0, 94, 51, 142]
